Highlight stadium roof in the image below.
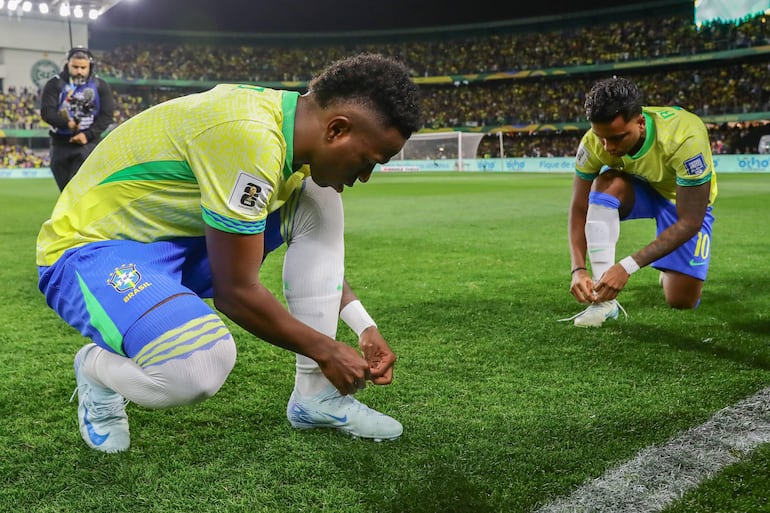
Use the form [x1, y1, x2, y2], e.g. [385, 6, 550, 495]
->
[94, 0, 690, 33]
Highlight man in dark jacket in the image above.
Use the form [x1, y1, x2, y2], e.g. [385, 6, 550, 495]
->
[40, 47, 115, 191]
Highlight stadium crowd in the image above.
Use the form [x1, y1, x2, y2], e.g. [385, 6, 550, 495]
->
[0, 87, 40, 129]
[475, 122, 761, 159]
[94, 14, 770, 80]
[1, 11, 769, 163]
[0, 143, 48, 168]
[419, 62, 770, 127]
[0, 86, 144, 130]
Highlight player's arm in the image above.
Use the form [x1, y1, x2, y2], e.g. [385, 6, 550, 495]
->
[339, 279, 395, 385]
[205, 226, 369, 396]
[593, 181, 710, 303]
[628, 130, 714, 267]
[567, 174, 596, 303]
[630, 181, 710, 267]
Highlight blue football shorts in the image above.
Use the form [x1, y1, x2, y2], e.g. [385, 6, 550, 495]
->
[38, 210, 286, 357]
[623, 178, 714, 281]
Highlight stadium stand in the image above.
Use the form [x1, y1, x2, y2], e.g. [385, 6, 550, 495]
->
[1, 6, 769, 164]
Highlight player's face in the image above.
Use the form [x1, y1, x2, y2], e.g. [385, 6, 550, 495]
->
[67, 58, 91, 85]
[310, 111, 406, 193]
[591, 114, 645, 157]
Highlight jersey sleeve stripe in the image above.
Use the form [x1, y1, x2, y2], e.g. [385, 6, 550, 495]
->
[201, 206, 265, 234]
[676, 173, 712, 187]
[575, 169, 597, 181]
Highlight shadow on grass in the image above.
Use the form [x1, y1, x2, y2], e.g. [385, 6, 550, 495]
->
[387, 285, 770, 374]
[620, 320, 770, 372]
[616, 278, 770, 372]
[375, 465, 498, 513]
[701, 276, 770, 338]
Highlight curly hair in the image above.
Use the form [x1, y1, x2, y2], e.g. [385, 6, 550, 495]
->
[584, 77, 644, 124]
[308, 53, 421, 138]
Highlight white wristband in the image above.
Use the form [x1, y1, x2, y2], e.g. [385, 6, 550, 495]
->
[340, 300, 376, 337]
[619, 256, 640, 275]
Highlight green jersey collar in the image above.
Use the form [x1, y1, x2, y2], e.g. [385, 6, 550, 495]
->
[630, 111, 655, 160]
[281, 91, 300, 180]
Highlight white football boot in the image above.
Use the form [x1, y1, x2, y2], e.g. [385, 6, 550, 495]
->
[559, 299, 627, 327]
[287, 386, 402, 441]
[71, 343, 130, 453]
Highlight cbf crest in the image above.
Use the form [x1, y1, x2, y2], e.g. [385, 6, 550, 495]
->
[108, 264, 142, 292]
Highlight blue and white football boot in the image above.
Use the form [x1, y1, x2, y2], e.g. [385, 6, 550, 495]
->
[559, 299, 627, 327]
[71, 343, 130, 453]
[287, 386, 402, 441]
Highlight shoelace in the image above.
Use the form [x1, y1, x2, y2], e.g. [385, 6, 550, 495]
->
[69, 384, 129, 417]
[319, 392, 378, 416]
[557, 300, 628, 323]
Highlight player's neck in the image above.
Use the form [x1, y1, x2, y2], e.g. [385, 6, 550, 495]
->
[291, 95, 319, 167]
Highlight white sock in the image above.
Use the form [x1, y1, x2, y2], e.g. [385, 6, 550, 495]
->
[585, 203, 620, 282]
[282, 179, 345, 397]
[288, 296, 342, 397]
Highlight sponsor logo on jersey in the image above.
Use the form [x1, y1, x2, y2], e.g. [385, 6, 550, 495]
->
[576, 144, 589, 167]
[228, 172, 273, 215]
[683, 154, 707, 176]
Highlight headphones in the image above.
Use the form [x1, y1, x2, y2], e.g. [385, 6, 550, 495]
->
[65, 46, 95, 76]
[67, 46, 94, 62]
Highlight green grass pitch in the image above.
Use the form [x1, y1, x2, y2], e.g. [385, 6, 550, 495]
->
[1, 172, 769, 512]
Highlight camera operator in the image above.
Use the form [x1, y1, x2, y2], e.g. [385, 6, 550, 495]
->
[41, 47, 115, 191]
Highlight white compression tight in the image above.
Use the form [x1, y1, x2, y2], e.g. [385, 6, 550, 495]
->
[81, 316, 237, 409]
[282, 179, 346, 397]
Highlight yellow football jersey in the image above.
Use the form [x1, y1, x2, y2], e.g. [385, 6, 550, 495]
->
[37, 84, 309, 266]
[575, 106, 717, 205]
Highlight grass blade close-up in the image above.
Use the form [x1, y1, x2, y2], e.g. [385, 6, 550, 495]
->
[1, 172, 769, 513]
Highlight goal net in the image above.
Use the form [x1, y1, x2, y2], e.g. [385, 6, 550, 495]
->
[393, 131, 485, 170]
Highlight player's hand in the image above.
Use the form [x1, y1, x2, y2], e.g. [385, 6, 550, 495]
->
[69, 132, 88, 145]
[593, 263, 631, 303]
[358, 326, 396, 386]
[317, 342, 370, 396]
[570, 269, 596, 304]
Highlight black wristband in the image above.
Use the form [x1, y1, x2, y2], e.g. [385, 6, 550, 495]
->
[571, 267, 587, 275]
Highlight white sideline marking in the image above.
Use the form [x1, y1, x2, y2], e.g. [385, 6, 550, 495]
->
[536, 386, 770, 513]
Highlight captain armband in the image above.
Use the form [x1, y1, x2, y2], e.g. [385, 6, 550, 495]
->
[340, 300, 377, 338]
